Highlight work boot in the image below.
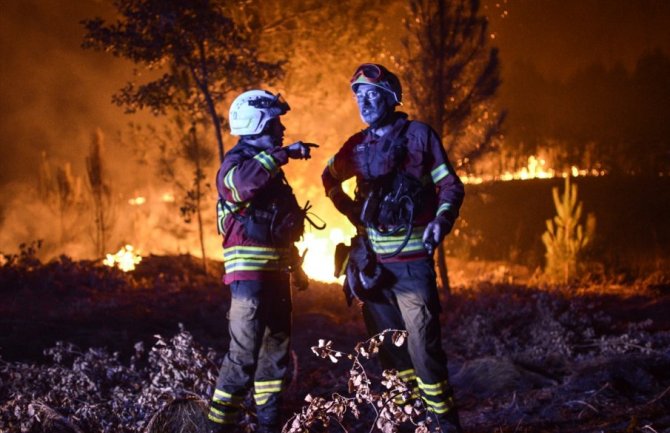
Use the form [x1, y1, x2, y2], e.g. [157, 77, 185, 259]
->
[256, 423, 281, 433]
[436, 410, 463, 433]
[207, 420, 236, 433]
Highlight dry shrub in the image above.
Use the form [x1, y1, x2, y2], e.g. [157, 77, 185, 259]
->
[144, 397, 208, 433]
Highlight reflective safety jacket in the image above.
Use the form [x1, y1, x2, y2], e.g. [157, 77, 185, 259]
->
[322, 113, 465, 262]
[217, 141, 295, 284]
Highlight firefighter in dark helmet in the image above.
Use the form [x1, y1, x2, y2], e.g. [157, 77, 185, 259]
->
[322, 64, 465, 432]
[208, 90, 316, 433]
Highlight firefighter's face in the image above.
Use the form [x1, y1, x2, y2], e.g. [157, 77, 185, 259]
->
[258, 117, 285, 148]
[355, 84, 392, 126]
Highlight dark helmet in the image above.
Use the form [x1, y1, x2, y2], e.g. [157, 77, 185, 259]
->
[350, 63, 403, 105]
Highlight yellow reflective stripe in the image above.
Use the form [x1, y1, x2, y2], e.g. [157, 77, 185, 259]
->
[420, 387, 447, 396]
[422, 397, 449, 411]
[431, 163, 450, 184]
[211, 399, 241, 408]
[224, 167, 242, 202]
[422, 395, 455, 414]
[417, 377, 449, 390]
[417, 378, 450, 396]
[426, 405, 450, 414]
[367, 226, 426, 255]
[225, 262, 285, 272]
[209, 406, 239, 417]
[254, 393, 272, 406]
[398, 368, 416, 380]
[436, 202, 452, 217]
[213, 389, 245, 403]
[208, 409, 239, 424]
[223, 246, 285, 260]
[327, 156, 340, 179]
[255, 379, 283, 392]
[217, 200, 248, 234]
[253, 151, 278, 173]
[223, 246, 289, 274]
[217, 200, 225, 234]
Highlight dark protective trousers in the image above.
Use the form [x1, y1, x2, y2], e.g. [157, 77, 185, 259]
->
[208, 278, 292, 432]
[361, 257, 460, 429]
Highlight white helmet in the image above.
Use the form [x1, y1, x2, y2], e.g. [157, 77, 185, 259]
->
[228, 90, 290, 136]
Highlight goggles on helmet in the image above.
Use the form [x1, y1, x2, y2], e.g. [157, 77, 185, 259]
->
[248, 93, 290, 116]
[350, 63, 402, 105]
[350, 63, 383, 85]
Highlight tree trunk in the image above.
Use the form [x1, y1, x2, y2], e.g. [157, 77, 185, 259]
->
[192, 45, 225, 163]
[191, 127, 208, 274]
[203, 89, 225, 164]
[196, 180, 207, 274]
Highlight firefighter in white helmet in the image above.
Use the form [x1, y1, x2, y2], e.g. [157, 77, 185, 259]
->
[207, 90, 317, 433]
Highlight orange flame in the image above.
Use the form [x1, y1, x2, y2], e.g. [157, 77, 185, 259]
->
[297, 227, 352, 282]
[462, 155, 607, 184]
[103, 244, 142, 272]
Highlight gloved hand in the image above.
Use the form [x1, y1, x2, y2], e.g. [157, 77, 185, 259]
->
[285, 141, 319, 160]
[290, 246, 309, 291]
[422, 215, 453, 254]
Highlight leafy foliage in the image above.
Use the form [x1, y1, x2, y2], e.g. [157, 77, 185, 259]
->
[81, 0, 285, 161]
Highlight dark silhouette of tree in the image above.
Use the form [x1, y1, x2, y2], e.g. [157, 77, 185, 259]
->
[38, 153, 85, 249]
[177, 121, 214, 274]
[86, 129, 114, 258]
[81, 0, 284, 162]
[399, 0, 505, 292]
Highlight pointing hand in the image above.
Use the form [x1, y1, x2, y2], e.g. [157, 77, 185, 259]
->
[285, 141, 319, 160]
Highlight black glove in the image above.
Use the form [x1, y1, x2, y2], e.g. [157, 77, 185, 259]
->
[285, 141, 319, 160]
[290, 246, 309, 291]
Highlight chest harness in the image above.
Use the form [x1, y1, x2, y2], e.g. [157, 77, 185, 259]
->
[217, 145, 325, 247]
[356, 120, 432, 258]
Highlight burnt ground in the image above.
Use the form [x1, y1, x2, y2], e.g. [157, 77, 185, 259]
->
[1, 254, 669, 433]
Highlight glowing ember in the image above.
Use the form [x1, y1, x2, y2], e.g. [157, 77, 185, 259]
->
[129, 196, 146, 206]
[161, 192, 175, 202]
[297, 227, 351, 282]
[103, 244, 142, 272]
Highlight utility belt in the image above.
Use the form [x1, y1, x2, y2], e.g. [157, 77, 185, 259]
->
[218, 199, 325, 247]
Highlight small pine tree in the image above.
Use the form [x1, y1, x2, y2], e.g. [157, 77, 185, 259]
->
[542, 176, 594, 284]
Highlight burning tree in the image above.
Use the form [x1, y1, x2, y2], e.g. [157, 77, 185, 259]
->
[399, 0, 505, 291]
[81, 0, 284, 163]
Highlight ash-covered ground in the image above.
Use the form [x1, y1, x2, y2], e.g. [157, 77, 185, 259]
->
[1, 254, 669, 433]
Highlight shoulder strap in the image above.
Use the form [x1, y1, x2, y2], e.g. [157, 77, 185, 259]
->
[382, 119, 412, 152]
